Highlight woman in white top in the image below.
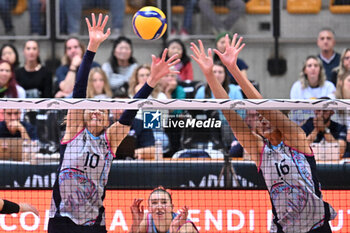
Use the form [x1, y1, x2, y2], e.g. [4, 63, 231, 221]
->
[290, 56, 336, 125]
[290, 55, 335, 99]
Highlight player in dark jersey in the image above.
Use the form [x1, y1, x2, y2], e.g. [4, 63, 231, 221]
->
[48, 13, 180, 233]
[190, 34, 336, 233]
[130, 186, 199, 233]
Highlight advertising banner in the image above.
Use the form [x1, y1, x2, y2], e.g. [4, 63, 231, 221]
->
[0, 190, 348, 232]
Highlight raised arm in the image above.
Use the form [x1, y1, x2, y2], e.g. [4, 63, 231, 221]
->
[129, 199, 145, 233]
[214, 34, 310, 152]
[107, 49, 180, 153]
[63, 13, 110, 142]
[190, 40, 263, 165]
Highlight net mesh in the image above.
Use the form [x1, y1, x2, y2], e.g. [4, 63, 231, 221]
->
[0, 98, 349, 232]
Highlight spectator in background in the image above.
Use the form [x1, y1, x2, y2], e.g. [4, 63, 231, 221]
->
[0, 0, 16, 35]
[0, 44, 20, 69]
[317, 28, 341, 82]
[15, 40, 52, 98]
[102, 36, 138, 96]
[195, 61, 244, 153]
[86, 67, 113, 99]
[302, 108, 347, 159]
[331, 48, 350, 86]
[111, 94, 156, 160]
[198, 0, 245, 33]
[290, 55, 335, 125]
[290, 55, 335, 99]
[159, 71, 186, 100]
[214, 32, 248, 84]
[55, 37, 100, 98]
[128, 64, 169, 154]
[333, 0, 350, 4]
[169, 0, 197, 41]
[160, 39, 193, 81]
[59, 0, 125, 37]
[0, 109, 37, 140]
[158, 69, 186, 157]
[128, 0, 156, 7]
[29, 0, 46, 35]
[128, 64, 165, 99]
[195, 61, 243, 105]
[0, 60, 25, 98]
[331, 71, 350, 157]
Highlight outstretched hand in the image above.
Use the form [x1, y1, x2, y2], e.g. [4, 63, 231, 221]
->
[190, 40, 213, 76]
[213, 33, 245, 70]
[169, 206, 189, 233]
[130, 199, 144, 226]
[19, 203, 39, 216]
[147, 49, 180, 88]
[85, 13, 111, 52]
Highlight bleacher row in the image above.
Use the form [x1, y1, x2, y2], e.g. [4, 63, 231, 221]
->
[10, 0, 350, 16]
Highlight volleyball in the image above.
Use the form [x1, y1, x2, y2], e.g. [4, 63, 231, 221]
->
[132, 6, 167, 40]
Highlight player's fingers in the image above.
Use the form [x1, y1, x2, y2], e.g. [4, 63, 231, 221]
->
[190, 55, 200, 64]
[183, 206, 189, 217]
[168, 59, 180, 67]
[237, 43, 246, 54]
[161, 48, 168, 61]
[32, 207, 39, 216]
[91, 13, 96, 27]
[151, 54, 156, 64]
[225, 34, 230, 49]
[136, 199, 143, 206]
[167, 53, 179, 63]
[104, 28, 111, 38]
[190, 42, 200, 55]
[96, 13, 102, 27]
[235, 36, 243, 49]
[198, 40, 205, 54]
[101, 15, 109, 29]
[208, 48, 212, 58]
[190, 45, 200, 58]
[169, 70, 180, 76]
[173, 213, 181, 221]
[213, 49, 223, 60]
[231, 33, 238, 47]
[85, 17, 92, 30]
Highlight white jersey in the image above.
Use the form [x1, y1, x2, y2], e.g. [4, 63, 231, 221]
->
[49, 128, 114, 226]
[259, 141, 336, 233]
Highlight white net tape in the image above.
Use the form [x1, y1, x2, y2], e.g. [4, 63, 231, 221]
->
[1, 98, 350, 110]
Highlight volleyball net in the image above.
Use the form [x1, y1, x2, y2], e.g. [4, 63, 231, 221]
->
[0, 98, 349, 232]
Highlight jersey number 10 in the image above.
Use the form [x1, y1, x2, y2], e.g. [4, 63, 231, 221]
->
[84, 152, 100, 168]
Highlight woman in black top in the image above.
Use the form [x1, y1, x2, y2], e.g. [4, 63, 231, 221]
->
[15, 40, 52, 98]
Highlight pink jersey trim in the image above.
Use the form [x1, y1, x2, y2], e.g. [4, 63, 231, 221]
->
[61, 128, 84, 145]
[104, 132, 117, 158]
[284, 142, 314, 157]
[257, 142, 267, 172]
